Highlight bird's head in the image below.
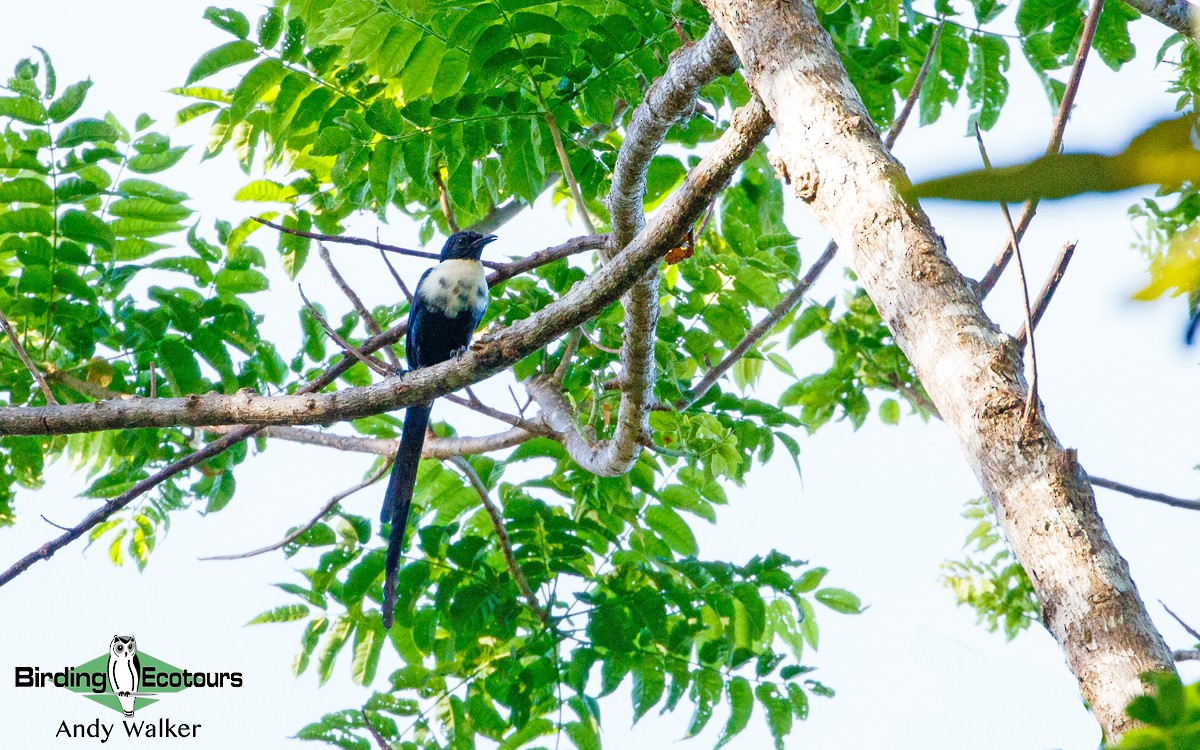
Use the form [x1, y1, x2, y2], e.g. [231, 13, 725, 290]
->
[439, 231, 497, 261]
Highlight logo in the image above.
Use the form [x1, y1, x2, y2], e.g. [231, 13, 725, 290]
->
[13, 634, 243, 740]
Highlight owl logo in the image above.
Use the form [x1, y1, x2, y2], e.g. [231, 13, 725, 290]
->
[107, 635, 141, 717]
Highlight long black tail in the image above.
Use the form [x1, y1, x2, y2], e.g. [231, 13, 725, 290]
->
[381, 402, 432, 629]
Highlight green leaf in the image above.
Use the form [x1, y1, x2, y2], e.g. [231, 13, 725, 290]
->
[120, 178, 189, 203]
[127, 146, 190, 174]
[159, 338, 205, 394]
[1092, 0, 1139, 71]
[215, 268, 270, 296]
[369, 139, 401, 206]
[206, 469, 237, 513]
[47, 79, 91, 122]
[1015, 0, 1080, 35]
[258, 7, 285, 48]
[203, 7, 251, 39]
[645, 505, 698, 556]
[59, 209, 115, 251]
[432, 49, 469, 102]
[756, 684, 793, 750]
[229, 58, 285, 123]
[185, 40, 259, 86]
[401, 37, 448, 101]
[0, 95, 46, 125]
[815, 587, 863, 614]
[311, 126, 352, 157]
[109, 197, 192, 222]
[55, 118, 119, 147]
[966, 35, 1009, 132]
[631, 665, 665, 724]
[350, 614, 385, 686]
[645, 156, 686, 209]
[246, 603, 310, 624]
[0, 207, 55, 235]
[0, 178, 53, 204]
[879, 398, 901, 425]
[716, 677, 753, 749]
[235, 179, 296, 202]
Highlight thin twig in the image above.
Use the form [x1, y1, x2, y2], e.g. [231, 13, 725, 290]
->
[0, 304, 57, 404]
[149, 360, 157, 399]
[377, 249, 413, 302]
[545, 110, 597, 234]
[298, 286, 393, 378]
[975, 126, 1039, 426]
[1014, 241, 1077, 348]
[0, 430, 249, 587]
[40, 515, 72, 532]
[577, 326, 620, 354]
[318, 241, 402, 369]
[361, 709, 393, 750]
[432, 165, 460, 232]
[254, 217, 504, 270]
[552, 329, 583, 382]
[679, 239, 838, 409]
[884, 20, 945, 151]
[448, 456, 548, 624]
[1160, 601, 1200, 643]
[200, 465, 390, 561]
[976, 0, 1105, 297]
[1087, 475, 1200, 512]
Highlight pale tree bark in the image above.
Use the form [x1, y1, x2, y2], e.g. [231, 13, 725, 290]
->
[703, 0, 1175, 739]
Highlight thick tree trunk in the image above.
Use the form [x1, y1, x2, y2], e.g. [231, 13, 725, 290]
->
[704, 0, 1175, 738]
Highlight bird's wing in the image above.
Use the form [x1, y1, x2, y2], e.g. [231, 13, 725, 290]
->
[406, 268, 433, 369]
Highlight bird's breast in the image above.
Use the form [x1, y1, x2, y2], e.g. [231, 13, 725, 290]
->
[419, 259, 488, 319]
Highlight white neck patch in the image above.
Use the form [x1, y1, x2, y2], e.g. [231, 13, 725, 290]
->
[420, 259, 488, 319]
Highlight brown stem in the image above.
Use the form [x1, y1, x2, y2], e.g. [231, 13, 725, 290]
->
[448, 456, 548, 624]
[432, 165, 460, 233]
[976, 0, 1104, 297]
[0, 303, 57, 405]
[545, 110, 597, 234]
[1013, 241, 1077, 348]
[884, 21, 944, 151]
[200, 465, 390, 561]
[298, 286, 393, 378]
[1087, 475, 1200, 512]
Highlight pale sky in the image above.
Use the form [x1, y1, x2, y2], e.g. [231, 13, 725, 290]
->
[0, 3, 1197, 749]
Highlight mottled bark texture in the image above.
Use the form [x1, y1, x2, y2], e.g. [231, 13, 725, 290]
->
[703, 0, 1174, 739]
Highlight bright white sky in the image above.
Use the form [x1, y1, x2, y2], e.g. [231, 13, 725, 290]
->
[0, 3, 1197, 749]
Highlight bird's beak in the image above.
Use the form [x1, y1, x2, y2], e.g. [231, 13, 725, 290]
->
[481, 234, 498, 245]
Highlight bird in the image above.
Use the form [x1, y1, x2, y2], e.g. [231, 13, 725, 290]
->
[381, 230, 496, 629]
[107, 635, 140, 717]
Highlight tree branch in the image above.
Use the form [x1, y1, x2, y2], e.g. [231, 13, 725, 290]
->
[0, 429, 250, 587]
[538, 22, 742, 476]
[1014, 241, 1077, 349]
[200, 464, 390, 561]
[1122, 0, 1194, 36]
[448, 456, 548, 624]
[1160, 600, 1200, 643]
[0, 303, 57, 405]
[703, 0, 1174, 737]
[1088, 475, 1200, 512]
[679, 239, 837, 409]
[976, 0, 1104, 298]
[545, 111, 597, 234]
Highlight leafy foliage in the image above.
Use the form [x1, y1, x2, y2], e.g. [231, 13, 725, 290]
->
[941, 497, 1039, 640]
[1108, 674, 1200, 750]
[1, 0, 1168, 744]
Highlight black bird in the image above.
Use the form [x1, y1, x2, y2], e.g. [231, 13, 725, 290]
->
[382, 230, 496, 629]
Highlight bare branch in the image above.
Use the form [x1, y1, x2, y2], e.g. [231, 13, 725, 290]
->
[0, 429, 250, 588]
[884, 21, 944, 151]
[552, 329, 583, 383]
[0, 303, 57, 405]
[606, 23, 739, 252]
[1014, 241, 1077, 348]
[432, 165, 460, 233]
[298, 286, 393, 378]
[377, 249, 413, 303]
[680, 238, 837, 410]
[1174, 649, 1200, 662]
[200, 464, 389, 561]
[976, 0, 1105, 297]
[448, 456, 548, 624]
[1088, 475, 1200, 512]
[1160, 601, 1200, 643]
[203, 423, 542, 460]
[974, 127, 1039, 426]
[254, 217, 458, 265]
[545, 111, 597, 234]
